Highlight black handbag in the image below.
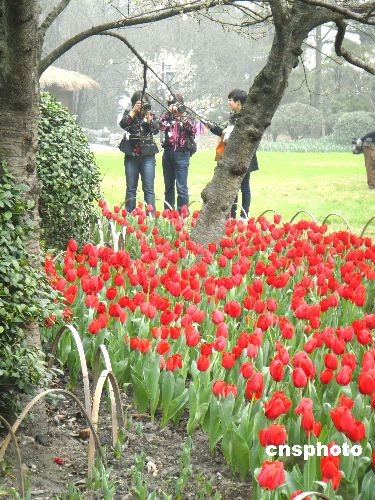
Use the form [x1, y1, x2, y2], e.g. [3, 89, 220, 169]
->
[140, 141, 159, 156]
[118, 135, 127, 153]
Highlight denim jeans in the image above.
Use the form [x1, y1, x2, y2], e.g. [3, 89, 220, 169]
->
[162, 148, 190, 211]
[125, 155, 155, 213]
[231, 167, 251, 218]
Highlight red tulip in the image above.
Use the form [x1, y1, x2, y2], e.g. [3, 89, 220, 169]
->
[245, 372, 264, 400]
[335, 365, 353, 385]
[240, 361, 254, 379]
[221, 352, 235, 369]
[320, 456, 342, 490]
[358, 370, 375, 394]
[320, 368, 334, 384]
[156, 340, 170, 355]
[224, 300, 242, 318]
[211, 309, 224, 324]
[264, 391, 292, 420]
[257, 460, 285, 490]
[269, 359, 284, 381]
[197, 355, 210, 371]
[292, 367, 308, 388]
[324, 353, 338, 370]
[295, 398, 313, 415]
[259, 424, 287, 446]
[330, 406, 355, 433]
[345, 421, 365, 442]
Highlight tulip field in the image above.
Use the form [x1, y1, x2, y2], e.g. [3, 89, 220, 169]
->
[42, 201, 375, 499]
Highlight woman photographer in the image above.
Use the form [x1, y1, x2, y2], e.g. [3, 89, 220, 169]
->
[159, 93, 197, 213]
[119, 91, 159, 214]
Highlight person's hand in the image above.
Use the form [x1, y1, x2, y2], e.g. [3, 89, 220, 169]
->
[169, 104, 177, 114]
[130, 100, 142, 117]
[176, 112, 188, 124]
[144, 111, 152, 123]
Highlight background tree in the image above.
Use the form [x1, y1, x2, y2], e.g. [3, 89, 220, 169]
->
[191, 0, 375, 245]
[269, 102, 323, 139]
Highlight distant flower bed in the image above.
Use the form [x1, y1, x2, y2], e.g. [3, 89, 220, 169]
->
[259, 138, 348, 153]
[42, 202, 375, 499]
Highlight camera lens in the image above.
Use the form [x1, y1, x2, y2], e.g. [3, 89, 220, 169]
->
[142, 102, 151, 112]
[177, 104, 186, 113]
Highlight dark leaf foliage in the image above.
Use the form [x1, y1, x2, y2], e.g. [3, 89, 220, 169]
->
[0, 165, 56, 414]
[37, 92, 101, 250]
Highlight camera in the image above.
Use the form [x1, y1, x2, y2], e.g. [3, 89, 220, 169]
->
[142, 102, 151, 112]
[176, 104, 186, 114]
[168, 98, 186, 114]
[352, 137, 363, 154]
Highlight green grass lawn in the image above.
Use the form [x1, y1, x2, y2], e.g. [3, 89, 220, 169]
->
[95, 149, 374, 237]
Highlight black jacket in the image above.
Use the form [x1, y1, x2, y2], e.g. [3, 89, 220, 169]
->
[208, 113, 259, 171]
[353, 130, 375, 154]
[119, 111, 159, 156]
[361, 130, 375, 144]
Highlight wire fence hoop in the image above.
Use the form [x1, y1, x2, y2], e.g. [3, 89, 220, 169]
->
[289, 210, 317, 223]
[48, 324, 91, 416]
[361, 215, 375, 237]
[0, 415, 25, 498]
[321, 212, 351, 231]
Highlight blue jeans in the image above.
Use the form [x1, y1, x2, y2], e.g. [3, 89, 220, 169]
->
[162, 148, 190, 211]
[125, 155, 155, 213]
[231, 168, 251, 218]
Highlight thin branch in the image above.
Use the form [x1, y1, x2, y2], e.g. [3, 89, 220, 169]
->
[100, 31, 180, 106]
[100, 31, 207, 120]
[335, 20, 375, 74]
[302, 40, 341, 65]
[297, 0, 375, 25]
[39, 0, 231, 74]
[198, 10, 272, 30]
[39, 0, 73, 37]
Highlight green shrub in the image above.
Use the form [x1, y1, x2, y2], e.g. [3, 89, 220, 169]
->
[0, 164, 56, 415]
[331, 111, 374, 144]
[269, 102, 323, 139]
[259, 137, 347, 152]
[37, 92, 101, 250]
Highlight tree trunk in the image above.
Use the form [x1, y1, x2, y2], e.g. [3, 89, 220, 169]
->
[0, 0, 42, 348]
[191, 13, 312, 246]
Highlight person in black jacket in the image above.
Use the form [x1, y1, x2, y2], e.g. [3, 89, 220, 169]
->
[159, 93, 197, 213]
[119, 91, 159, 213]
[206, 89, 258, 218]
[353, 130, 375, 189]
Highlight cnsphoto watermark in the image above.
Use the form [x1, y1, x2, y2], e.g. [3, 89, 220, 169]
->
[266, 442, 362, 461]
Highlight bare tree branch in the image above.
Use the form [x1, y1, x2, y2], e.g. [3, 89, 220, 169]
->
[198, 10, 272, 31]
[39, 0, 233, 75]
[39, 0, 73, 37]
[335, 19, 375, 74]
[100, 31, 185, 108]
[297, 0, 375, 25]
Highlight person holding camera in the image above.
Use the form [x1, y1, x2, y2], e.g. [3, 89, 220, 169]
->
[119, 91, 159, 214]
[352, 130, 375, 189]
[205, 89, 259, 219]
[159, 93, 197, 213]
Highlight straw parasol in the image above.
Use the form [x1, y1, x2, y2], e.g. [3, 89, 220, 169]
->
[40, 66, 100, 113]
[40, 66, 100, 92]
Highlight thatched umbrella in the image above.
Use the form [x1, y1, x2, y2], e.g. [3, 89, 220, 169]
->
[40, 66, 100, 112]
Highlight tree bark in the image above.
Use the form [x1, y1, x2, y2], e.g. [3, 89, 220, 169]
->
[0, 0, 42, 347]
[191, 6, 317, 246]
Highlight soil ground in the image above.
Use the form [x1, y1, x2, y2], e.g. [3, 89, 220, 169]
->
[1, 374, 252, 499]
